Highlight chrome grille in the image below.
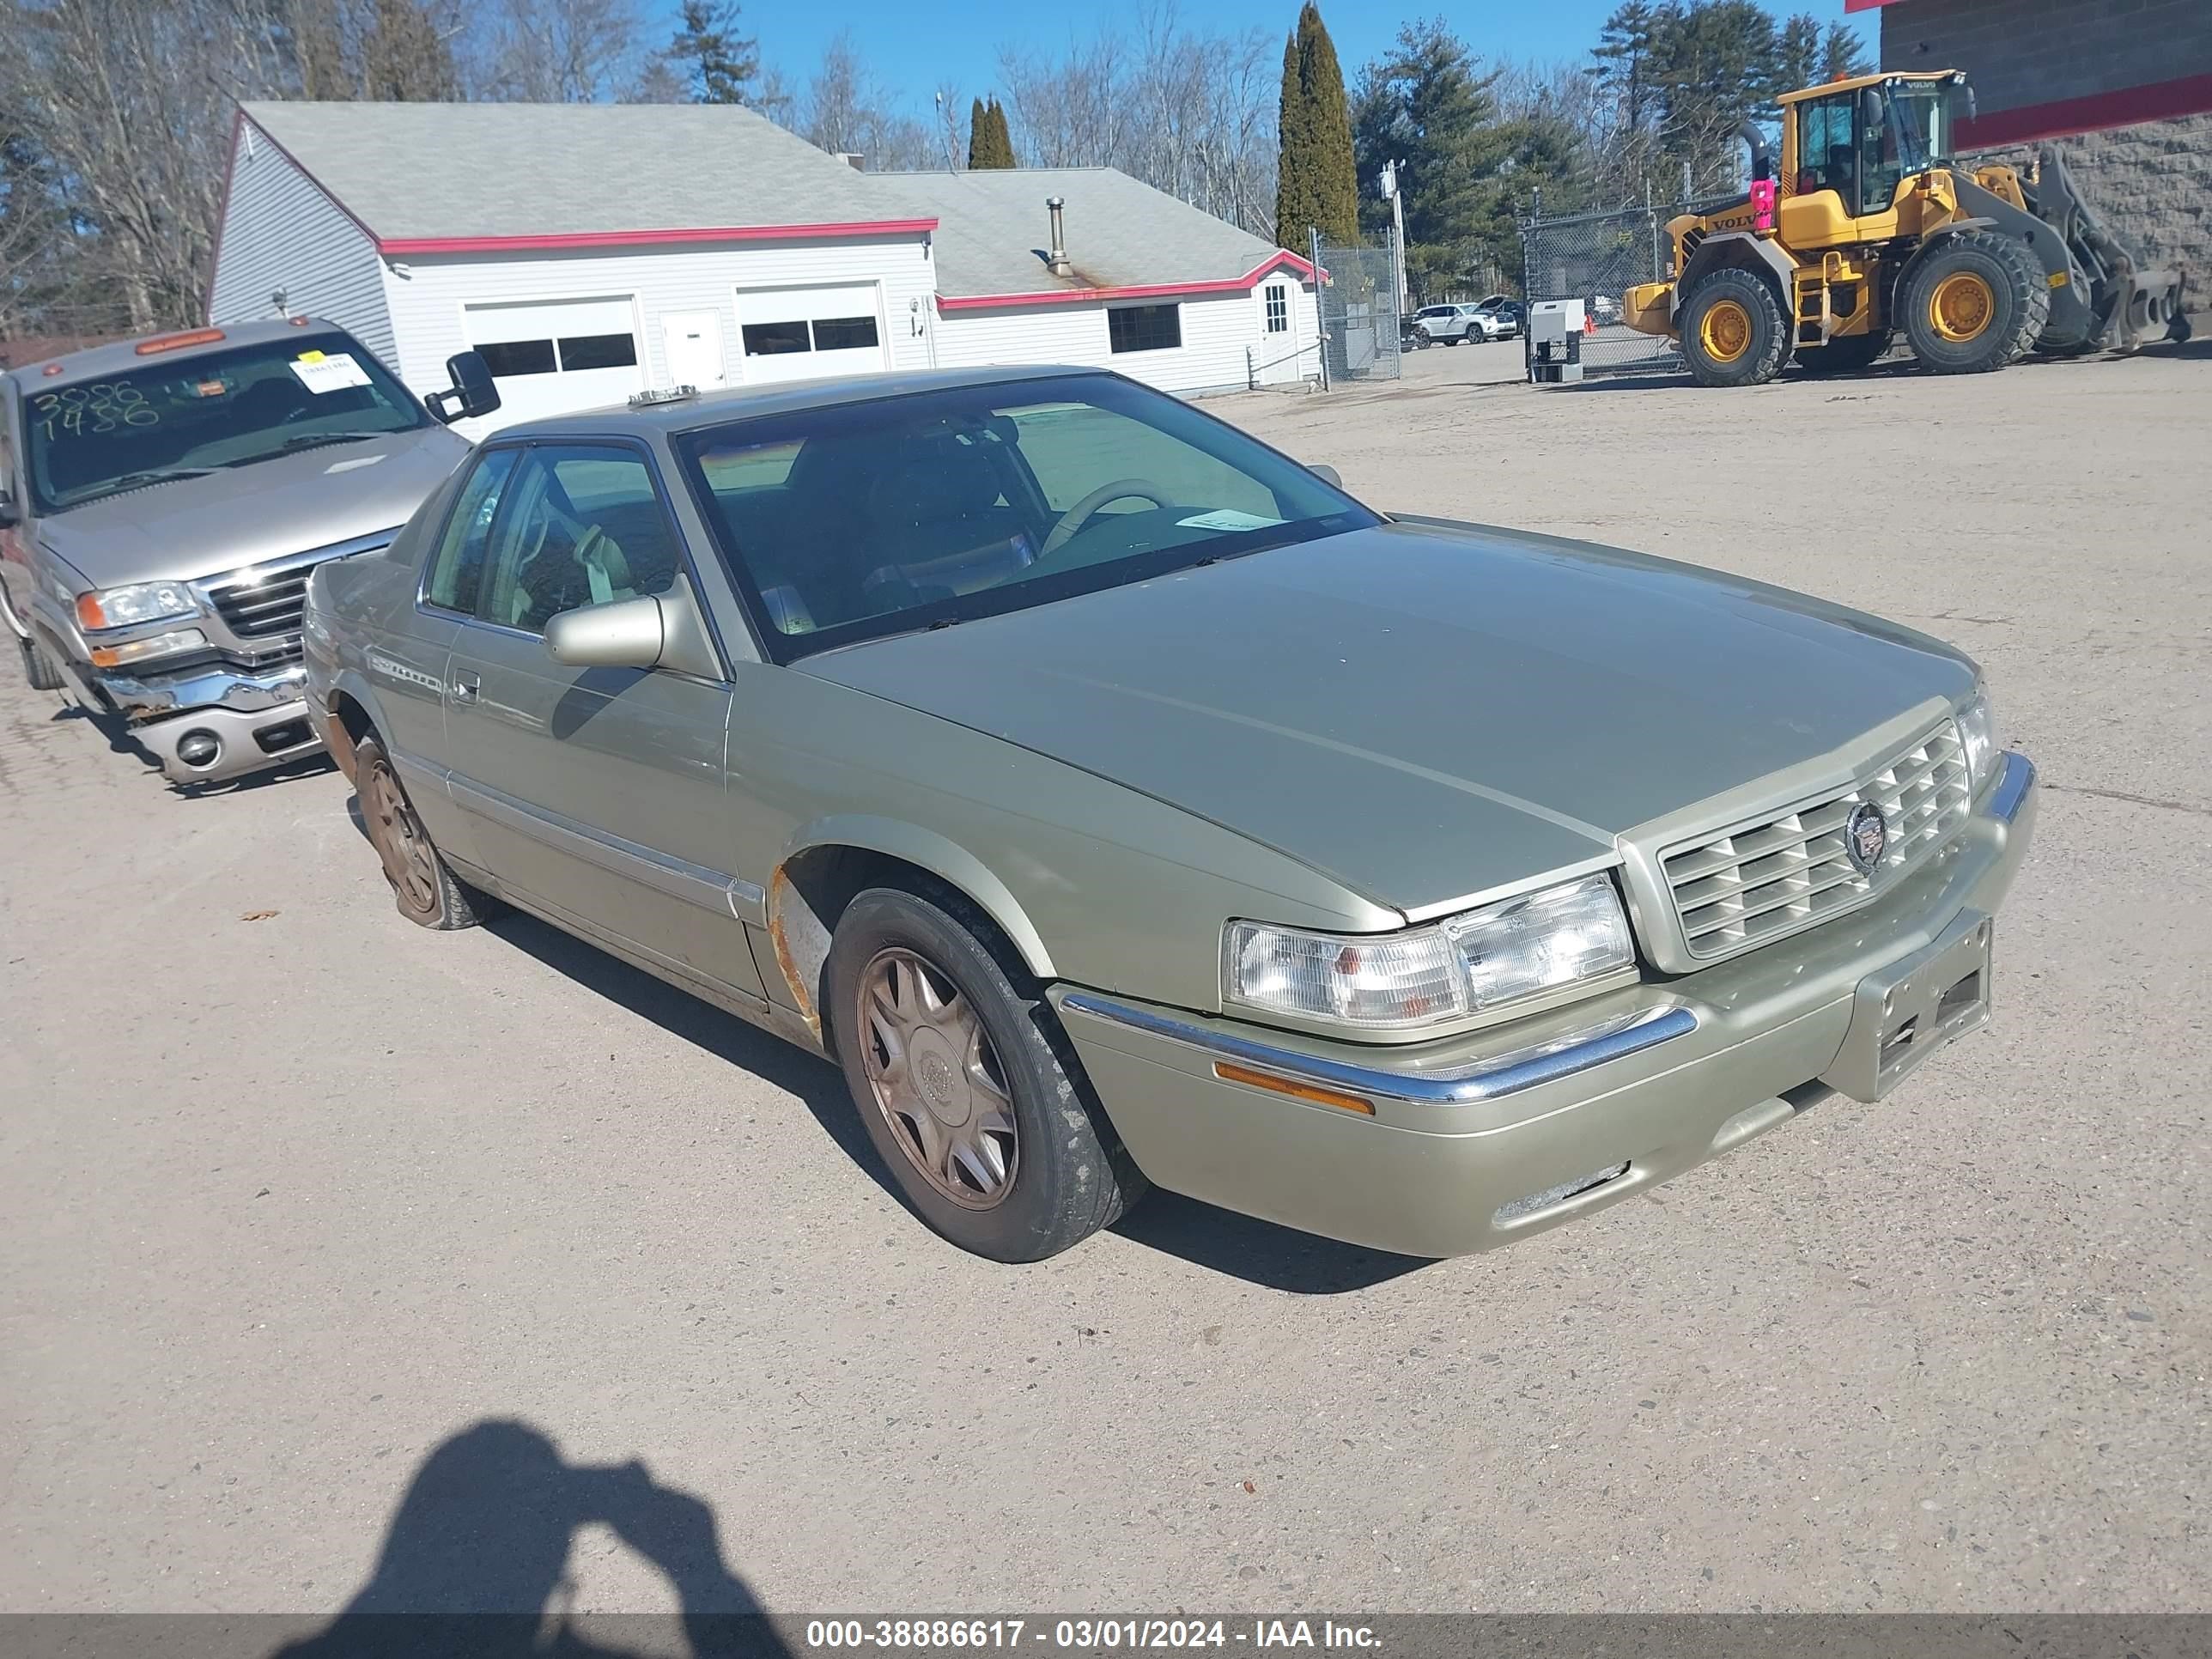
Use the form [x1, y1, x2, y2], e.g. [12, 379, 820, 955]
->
[199, 538, 388, 643]
[1664, 721, 1972, 961]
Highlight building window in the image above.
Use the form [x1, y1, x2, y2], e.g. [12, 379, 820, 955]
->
[557, 332, 639, 371]
[811, 315, 879, 352]
[1108, 304, 1182, 354]
[743, 316, 880, 356]
[741, 321, 811, 356]
[477, 338, 556, 377]
[1264, 284, 1289, 333]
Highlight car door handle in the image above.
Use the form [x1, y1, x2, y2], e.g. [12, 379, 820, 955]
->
[451, 670, 480, 705]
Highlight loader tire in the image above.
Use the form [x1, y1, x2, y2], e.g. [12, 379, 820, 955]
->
[1795, 331, 1892, 376]
[1678, 269, 1790, 387]
[1903, 231, 2048, 374]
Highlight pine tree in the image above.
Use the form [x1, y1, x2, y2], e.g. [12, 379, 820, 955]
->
[1820, 22, 1872, 82]
[968, 97, 992, 168]
[968, 98, 1016, 168]
[667, 0, 759, 105]
[1773, 12, 1821, 98]
[1352, 20, 1506, 293]
[1273, 2, 1357, 251]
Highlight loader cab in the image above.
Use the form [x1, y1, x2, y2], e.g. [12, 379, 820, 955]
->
[1780, 73, 1969, 238]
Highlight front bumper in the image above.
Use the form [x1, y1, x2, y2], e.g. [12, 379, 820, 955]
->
[70, 655, 322, 785]
[1054, 751, 2038, 1259]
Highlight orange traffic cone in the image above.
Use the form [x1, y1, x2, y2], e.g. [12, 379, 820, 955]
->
[1583, 310, 1598, 335]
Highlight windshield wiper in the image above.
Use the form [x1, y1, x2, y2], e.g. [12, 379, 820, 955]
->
[69, 467, 216, 504]
[222, 431, 397, 465]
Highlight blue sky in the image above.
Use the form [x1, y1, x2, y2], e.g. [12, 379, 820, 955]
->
[676, 0, 1863, 117]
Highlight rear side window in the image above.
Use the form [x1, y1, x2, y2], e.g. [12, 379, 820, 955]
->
[424, 449, 517, 614]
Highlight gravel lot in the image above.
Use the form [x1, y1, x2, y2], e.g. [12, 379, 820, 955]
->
[3, 342, 2207, 1621]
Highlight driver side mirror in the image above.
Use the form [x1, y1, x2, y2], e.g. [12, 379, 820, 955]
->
[1860, 86, 1885, 134]
[427, 350, 501, 425]
[544, 573, 720, 681]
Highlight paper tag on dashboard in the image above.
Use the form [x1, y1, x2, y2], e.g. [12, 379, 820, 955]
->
[1176, 508, 1284, 532]
[290, 353, 373, 394]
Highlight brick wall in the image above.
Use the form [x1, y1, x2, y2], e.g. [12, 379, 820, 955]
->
[1881, 0, 2212, 310]
[1880, 0, 2210, 114]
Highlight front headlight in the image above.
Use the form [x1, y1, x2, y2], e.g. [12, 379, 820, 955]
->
[76, 580, 198, 630]
[1956, 690, 2002, 797]
[1224, 872, 1637, 1031]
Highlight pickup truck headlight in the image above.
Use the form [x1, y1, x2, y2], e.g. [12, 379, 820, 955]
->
[1224, 873, 1636, 1031]
[1956, 690, 2001, 797]
[76, 581, 198, 630]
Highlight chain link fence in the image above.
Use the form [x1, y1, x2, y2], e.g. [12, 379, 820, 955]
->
[1518, 198, 1735, 376]
[1310, 236, 1402, 385]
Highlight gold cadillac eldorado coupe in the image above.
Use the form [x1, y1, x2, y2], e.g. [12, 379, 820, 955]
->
[305, 360, 2036, 1263]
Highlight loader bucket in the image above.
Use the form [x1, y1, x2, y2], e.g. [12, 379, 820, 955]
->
[2026, 147, 2191, 351]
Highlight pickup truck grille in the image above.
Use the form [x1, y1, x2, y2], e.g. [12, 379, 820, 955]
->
[198, 533, 392, 644]
[1663, 720, 1972, 961]
[207, 567, 315, 639]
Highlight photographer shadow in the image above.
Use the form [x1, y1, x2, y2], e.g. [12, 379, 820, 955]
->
[275, 1419, 791, 1659]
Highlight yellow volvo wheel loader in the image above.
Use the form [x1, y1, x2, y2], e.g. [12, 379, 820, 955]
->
[1620, 70, 2191, 386]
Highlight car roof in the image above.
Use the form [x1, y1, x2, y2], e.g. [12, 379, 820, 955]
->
[485, 363, 1123, 441]
[2, 318, 356, 392]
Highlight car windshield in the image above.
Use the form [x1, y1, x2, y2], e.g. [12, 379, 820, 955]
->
[675, 372, 1380, 662]
[20, 331, 427, 513]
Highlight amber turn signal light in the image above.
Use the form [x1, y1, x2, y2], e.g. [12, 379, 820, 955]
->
[1213, 1060, 1375, 1115]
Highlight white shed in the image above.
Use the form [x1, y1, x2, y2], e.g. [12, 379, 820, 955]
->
[206, 101, 1321, 430]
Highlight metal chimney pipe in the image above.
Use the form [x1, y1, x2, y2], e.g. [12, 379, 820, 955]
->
[1046, 197, 1072, 276]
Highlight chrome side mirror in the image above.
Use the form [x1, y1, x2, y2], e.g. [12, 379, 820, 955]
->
[544, 573, 720, 680]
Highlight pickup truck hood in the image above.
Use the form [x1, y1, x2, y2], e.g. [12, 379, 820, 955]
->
[805, 520, 1977, 914]
[35, 424, 468, 589]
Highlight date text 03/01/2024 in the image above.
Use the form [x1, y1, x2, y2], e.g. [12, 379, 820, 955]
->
[803, 1620, 1382, 1650]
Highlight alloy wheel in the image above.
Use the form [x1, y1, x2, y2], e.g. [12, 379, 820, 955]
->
[363, 757, 438, 915]
[855, 946, 1018, 1209]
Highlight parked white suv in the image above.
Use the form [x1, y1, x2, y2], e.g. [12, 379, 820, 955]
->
[1412, 304, 1501, 345]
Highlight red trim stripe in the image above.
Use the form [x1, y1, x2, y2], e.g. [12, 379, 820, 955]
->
[376, 220, 939, 256]
[936, 251, 1317, 312]
[1958, 72, 2212, 149]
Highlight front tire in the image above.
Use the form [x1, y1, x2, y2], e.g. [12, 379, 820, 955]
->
[354, 733, 489, 930]
[20, 634, 64, 692]
[1678, 269, 1790, 386]
[1902, 229, 2048, 374]
[825, 884, 1147, 1262]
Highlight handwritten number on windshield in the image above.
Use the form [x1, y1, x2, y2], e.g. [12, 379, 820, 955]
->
[32, 382, 159, 441]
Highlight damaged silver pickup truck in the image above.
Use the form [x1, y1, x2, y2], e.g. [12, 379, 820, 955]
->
[0, 319, 469, 786]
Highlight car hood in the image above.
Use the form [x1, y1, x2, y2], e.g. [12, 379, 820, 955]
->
[803, 520, 1977, 915]
[35, 424, 469, 588]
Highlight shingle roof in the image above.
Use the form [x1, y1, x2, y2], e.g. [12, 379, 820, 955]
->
[238, 101, 893, 241]
[864, 168, 1290, 299]
[234, 104, 1303, 298]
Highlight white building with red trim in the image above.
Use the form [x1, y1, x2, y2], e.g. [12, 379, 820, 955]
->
[206, 101, 1321, 428]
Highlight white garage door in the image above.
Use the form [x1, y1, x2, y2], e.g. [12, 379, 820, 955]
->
[464, 295, 644, 424]
[733, 284, 889, 386]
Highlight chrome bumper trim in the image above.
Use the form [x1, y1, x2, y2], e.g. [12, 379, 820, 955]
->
[97, 662, 307, 718]
[1990, 750, 2035, 824]
[1059, 994, 1699, 1105]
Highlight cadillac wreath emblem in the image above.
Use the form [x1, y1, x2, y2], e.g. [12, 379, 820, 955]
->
[1844, 801, 1890, 876]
